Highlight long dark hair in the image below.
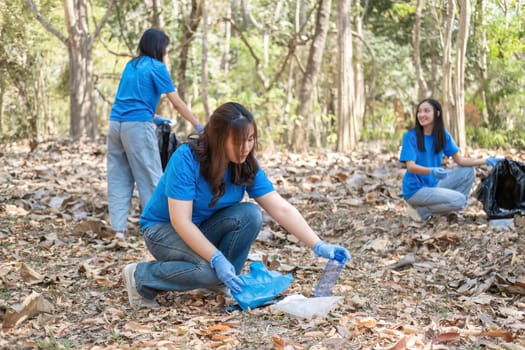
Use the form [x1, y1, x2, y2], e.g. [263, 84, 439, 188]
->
[190, 102, 259, 207]
[415, 98, 445, 154]
[134, 28, 169, 64]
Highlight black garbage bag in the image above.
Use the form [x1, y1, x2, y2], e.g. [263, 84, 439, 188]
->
[475, 159, 525, 219]
[155, 123, 178, 171]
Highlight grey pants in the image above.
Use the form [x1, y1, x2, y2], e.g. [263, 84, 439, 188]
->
[406, 166, 475, 220]
[107, 121, 162, 231]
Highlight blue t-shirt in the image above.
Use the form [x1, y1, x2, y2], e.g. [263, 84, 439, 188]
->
[140, 144, 275, 230]
[110, 57, 175, 122]
[399, 129, 459, 199]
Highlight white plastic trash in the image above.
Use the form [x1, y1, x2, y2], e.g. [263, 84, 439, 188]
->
[489, 218, 514, 230]
[271, 294, 342, 319]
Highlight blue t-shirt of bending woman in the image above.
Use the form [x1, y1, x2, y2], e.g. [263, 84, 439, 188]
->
[399, 129, 459, 199]
[110, 57, 175, 123]
[140, 144, 275, 230]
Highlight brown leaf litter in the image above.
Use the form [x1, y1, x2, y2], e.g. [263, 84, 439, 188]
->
[0, 139, 523, 349]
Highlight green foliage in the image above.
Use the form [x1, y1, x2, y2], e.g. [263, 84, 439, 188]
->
[467, 126, 525, 150]
[36, 335, 72, 350]
[361, 106, 403, 152]
[0, 0, 522, 151]
[364, 0, 415, 45]
[479, 2, 524, 129]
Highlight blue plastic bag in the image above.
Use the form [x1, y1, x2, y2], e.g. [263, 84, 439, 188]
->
[231, 262, 293, 311]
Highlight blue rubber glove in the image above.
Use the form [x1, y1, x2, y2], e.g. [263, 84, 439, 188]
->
[313, 241, 351, 264]
[210, 251, 243, 294]
[195, 124, 204, 132]
[487, 157, 504, 167]
[429, 167, 448, 179]
[154, 115, 174, 126]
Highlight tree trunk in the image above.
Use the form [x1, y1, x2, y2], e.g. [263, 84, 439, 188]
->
[64, 0, 95, 138]
[0, 78, 4, 134]
[220, 1, 232, 72]
[177, 0, 202, 101]
[414, 0, 430, 101]
[28, 0, 115, 139]
[201, 0, 210, 119]
[292, 0, 331, 152]
[353, 0, 364, 137]
[336, 0, 356, 151]
[151, 0, 164, 28]
[442, 0, 455, 130]
[476, 0, 490, 125]
[451, 0, 470, 150]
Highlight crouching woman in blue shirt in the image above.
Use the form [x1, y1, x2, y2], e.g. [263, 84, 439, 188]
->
[122, 101, 351, 309]
[399, 98, 503, 222]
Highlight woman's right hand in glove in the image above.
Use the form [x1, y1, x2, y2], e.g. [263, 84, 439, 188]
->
[210, 251, 244, 293]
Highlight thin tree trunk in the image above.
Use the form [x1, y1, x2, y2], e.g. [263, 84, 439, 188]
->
[414, 0, 430, 101]
[293, 0, 331, 151]
[451, 0, 470, 150]
[177, 0, 202, 101]
[442, 0, 455, 129]
[151, 0, 164, 28]
[476, 0, 490, 125]
[201, 0, 210, 118]
[353, 0, 364, 138]
[220, 1, 232, 72]
[0, 78, 4, 134]
[336, 0, 356, 151]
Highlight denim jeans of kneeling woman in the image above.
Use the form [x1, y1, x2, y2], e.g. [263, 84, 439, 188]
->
[406, 166, 475, 220]
[135, 202, 263, 300]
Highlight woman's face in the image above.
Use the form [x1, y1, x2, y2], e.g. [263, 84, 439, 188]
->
[225, 124, 255, 164]
[417, 102, 436, 130]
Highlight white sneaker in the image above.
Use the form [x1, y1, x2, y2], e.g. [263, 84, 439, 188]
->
[122, 263, 159, 309]
[406, 205, 423, 222]
[115, 231, 126, 240]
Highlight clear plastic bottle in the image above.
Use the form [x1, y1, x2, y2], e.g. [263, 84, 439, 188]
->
[314, 259, 345, 297]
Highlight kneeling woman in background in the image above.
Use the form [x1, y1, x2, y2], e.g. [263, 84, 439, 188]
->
[399, 98, 503, 222]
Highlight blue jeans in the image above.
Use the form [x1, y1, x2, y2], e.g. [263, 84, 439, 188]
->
[107, 121, 162, 231]
[406, 166, 475, 220]
[135, 202, 262, 300]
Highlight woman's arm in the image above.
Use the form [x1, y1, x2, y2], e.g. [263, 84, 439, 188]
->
[166, 91, 203, 130]
[168, 197, 216, 262]
[452, 153, 488, 167]
[405, 160, 433, 175]
[254, 191, 321, 249]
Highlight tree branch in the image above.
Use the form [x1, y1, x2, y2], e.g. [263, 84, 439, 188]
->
[226, 17, 269, 88]
[27, 0, 68, 45]
[92, 0, 118, 43]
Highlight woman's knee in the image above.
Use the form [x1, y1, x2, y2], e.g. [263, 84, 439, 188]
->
[458, 166, 475, 181]
[237, 202, 263, 229]
[451, 195, 468, 211]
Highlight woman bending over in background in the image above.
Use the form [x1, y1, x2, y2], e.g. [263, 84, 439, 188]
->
[107, 28, 203, 239]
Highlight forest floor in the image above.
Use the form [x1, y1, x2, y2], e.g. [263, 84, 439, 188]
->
[0, 138, 524, 350]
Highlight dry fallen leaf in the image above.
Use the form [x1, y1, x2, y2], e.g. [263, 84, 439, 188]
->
[19, 263, 44, 285]
[432, 332, 461, 344]
[2, 292, 54, 329]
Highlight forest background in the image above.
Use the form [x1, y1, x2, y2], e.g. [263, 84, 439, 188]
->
[0, 0, 523, 152]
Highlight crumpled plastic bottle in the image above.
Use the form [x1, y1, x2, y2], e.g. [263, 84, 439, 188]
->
[314, 258, 345, 297]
